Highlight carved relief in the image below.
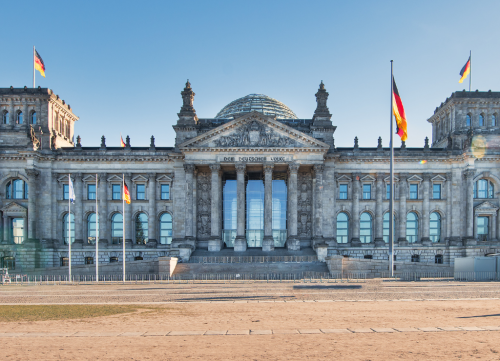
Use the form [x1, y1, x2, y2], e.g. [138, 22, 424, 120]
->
[297, 172, 312, 238]
[196, 171, 212, 238]
[213, 120, 296, 148]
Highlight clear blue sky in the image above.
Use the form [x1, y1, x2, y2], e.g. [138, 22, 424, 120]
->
[2, 0, 499, 148]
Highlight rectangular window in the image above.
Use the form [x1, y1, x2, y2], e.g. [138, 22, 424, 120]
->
[87, 184, 96, 200]
[63, 184, 69, 200]
[433, 184, 441, 199]
[60, 257, 69, 267]
[339, 184, 348, 199]
[161, 184, 170, 200]
[362, 184, 371, 199]
[136, 184, 145, 200]
[112, 184, 121, 200]
[85, 257, 94, 265]
[409, 184, 418, 199]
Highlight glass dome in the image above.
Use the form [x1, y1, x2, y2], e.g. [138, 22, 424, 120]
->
[215, 94, 298, 119]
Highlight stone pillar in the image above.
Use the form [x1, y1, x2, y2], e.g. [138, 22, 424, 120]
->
[492, 213, 497, 241]
[51, 173, 58, 242]
[22, 101, 28, 125]
[263, 164, 274, 251]
[312, 164, 324, 246]
[208, 164, 222, 251]
[398, 174, 408, 244]
[287, 163, 300, 250]
[148, 173, 157, 245]
[464, 169, 475, 239]
[351, 173, 361, 246]
[234, 163, 247, 252]
[124, 173, 132, 245]
[421, 173, 431, 245]
[25, 169, 39, 240]
[446, 172, 452, 241]
[74, 173, 84, 244]
[183, 165, 195, 242]
[3, 216, 8, 243]
[374, 173, 384, 245]
[98, 173, 108, 244]
[8, 99, 14, 125]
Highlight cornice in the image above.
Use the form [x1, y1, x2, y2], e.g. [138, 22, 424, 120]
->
[181, 147, 327, 153]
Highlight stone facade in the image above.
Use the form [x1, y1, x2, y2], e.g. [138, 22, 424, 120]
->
[1, 82, 500, 273]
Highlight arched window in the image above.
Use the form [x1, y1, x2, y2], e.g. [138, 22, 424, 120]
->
[135, 213, 148, 244]
[492, 114, 497, 127]
[336, 212, 349, 243]
[159, 213, 172, 245]
[112, 213, 123, 244]
[63, 213, 75, 244]
[473, 179, 494, 199]
[466, 114, 471, 127]
[429, 212, 441, 242]
[87, 213, 97, 244]
[479, 114, 484, 126]
[2, 111, 8, 124]
[435, 254, 443, 264]
[360, 212, 372, 243]
[383, 212, 396, 243]
[406, 212, 418, 243]
[6, 179, 27, 199]
[16, 111, 23, 124]
[31, 111, 37, 125]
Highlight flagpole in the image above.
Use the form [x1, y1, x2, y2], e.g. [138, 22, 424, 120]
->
[389, 61, 395, 278]
[33, 46, 35, 88]
[96, 173, 99, 283]
[122, 174, 126, 283]
[469, 50, 471, 92]
[68, 173, 72, 282]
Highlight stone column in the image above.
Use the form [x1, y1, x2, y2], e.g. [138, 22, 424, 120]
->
[374, 173, 384, 245]
[464, 169, 475, 239]
[8, 99, 14, 125]
[25, 169, 39, 240]
[492, 213, 497, 241]
[3, 216, 8, 243]
[473, 214, 478, 239]
[22, 101, 28, 126]
[263, 164, 274, 251]
[446, 172, 452, 241]
[351, 173, 361, 245]
[51, 173, 58, 242]
[74, 173, 84, 244]
[124, 173, 132, 245]
[312, 165, 324, 246]
[234, 163, 247, 252]
[398, 174, 408, 244]
[287, 163, 300, 250]
[208, 164, 222, 251]
[98, 173, 108, 244]
[148, 173, 157, 245]
[421, 173, 431, 245]
[183, 165, 194, 243]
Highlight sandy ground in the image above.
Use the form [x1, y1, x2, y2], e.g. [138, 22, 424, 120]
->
[1, 281, 500, 360]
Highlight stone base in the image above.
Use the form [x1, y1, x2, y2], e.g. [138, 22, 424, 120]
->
[234, 236, 247, 252]
[315, 244, 328, 262]
[397, 238, 409, 246]
[312, 236, 325, 249]
[287, 236, 300, 251]
[178, 245, 193, 262]
[208, 238, 223, 252]
[350, 238, 361, 247]
[374, 238, 385, 247]
[449, 237, 463, 246]
[262, 237, 274, 252]
[146, 239, 158, 248]
[421, 237, 432, 247]
[463, 237, 477, 246]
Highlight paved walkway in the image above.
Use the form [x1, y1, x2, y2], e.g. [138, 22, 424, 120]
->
[1, 326, 499, 337]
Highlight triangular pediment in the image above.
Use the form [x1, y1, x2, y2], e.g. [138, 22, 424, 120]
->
[407, 175, 423, 183]
[82, 174, 97, 183]
[431, 175, 447, 183]
[360, 175, 376, 183]
[156, 175, 173, 182]
[336, 175, 352, 182]
[384, 176, 400, 183]
[107, 175, 123, 182]
[475, 201, 499, 211]
[1, 201, 27, 214]
[179, 112, 330, 150]
[132, 175, 149, 183]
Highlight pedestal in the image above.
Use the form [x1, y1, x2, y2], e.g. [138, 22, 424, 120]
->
[234, 236, 247, 252]
[262, 237, 274, 252]
[208, 238, 223, 252]
[315, 244, 328, 262]
[373, 238, 385, 247]
[286, 236, 300, 251]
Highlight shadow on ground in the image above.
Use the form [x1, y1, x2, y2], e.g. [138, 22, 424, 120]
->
[293, 285, 362, 290]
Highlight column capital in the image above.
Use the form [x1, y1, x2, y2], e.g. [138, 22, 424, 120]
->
[313, 164, 324, 174]
[209, 164, 220, 172]
[25, 169, 40, 179]
[288, 162, 300, 174]
[235, 163, 246, 173]
[263, 163, 274, 174]
[463, 169, 475, 179]
[376, 172, 386, 181]
[74, 172, 83, 182]
[351, 172, 361, 181]
[147, 172, 157, 180]
[422, 173, 433, 181]
[124, 173, 132, 181]
[183, 164, 195, 173]
[98, 173, 107, 182]
[399, 173, 409, 181]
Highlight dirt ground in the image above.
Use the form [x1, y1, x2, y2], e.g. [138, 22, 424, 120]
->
[1, 281, 500, 360]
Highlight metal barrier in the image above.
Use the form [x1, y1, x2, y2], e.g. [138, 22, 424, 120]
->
[188, 255, 319, 264]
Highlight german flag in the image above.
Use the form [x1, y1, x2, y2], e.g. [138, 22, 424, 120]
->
[120, 135, 126, 147]
[123, 182, 131, 204]
[34, 50, 45, 78]
[392, 77, 407, 142]
[459, 56, 471, 84]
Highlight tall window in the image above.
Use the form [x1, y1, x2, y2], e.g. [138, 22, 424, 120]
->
[492, 114, 497, 126]
[2, 257, 15, 270]
[112, 213, 123, 244]
[63, 213, 75, 244]
[433, 184, 441, 199]
[2, 111, 8, 124]
[386, 184, 391, 200]
[63, 184, 69, 200]
[409, 184, 418, 199]
[161, 184, 170, 200]
[466, 114, 471, 126]
[159, 213, 172, 245]
[383, 212, 395, 243]
[87, 184, 96, 200]
[272, 178, 287, 247]
[87, 213, 97, 244]
[6, 179, 27, 199]
[223, 179, 237, 247]
[336, 212, 349, 243]
[11, 218, 24, 244]
[429, 212, 441, 242]
[435, 255, 443, 264]
[406, 212, 418, 243]
[31, 111, 37, 125]
[135, 213, 148, 244]
[479, 114, 484, 126]
[136, 184, 145, 200]
[339, 184, 348, 199]
[477, 216, 489, 241]
[362, 184, 371, 199]
[112, 184, 121, 200]
[360, 212, 372, 243]
[474, 179, 494, 199]
[16, 111, 23, 124]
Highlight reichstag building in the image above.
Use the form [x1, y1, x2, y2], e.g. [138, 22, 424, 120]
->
[0, 81, 499, 272]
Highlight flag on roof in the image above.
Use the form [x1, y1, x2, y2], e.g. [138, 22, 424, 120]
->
[392, 77, 407, 142]
[34, 50, 45, 78]
[459, 56, 471, 84]
[120, 135, 126, 148]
